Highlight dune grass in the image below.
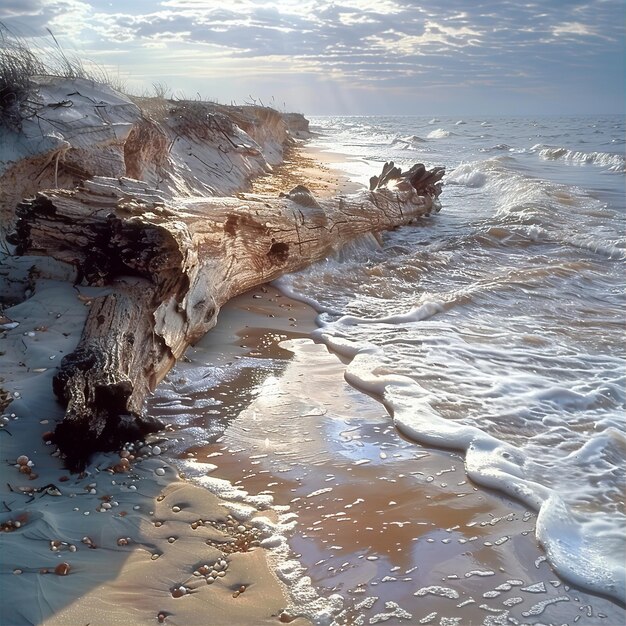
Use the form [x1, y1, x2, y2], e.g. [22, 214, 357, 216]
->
[0, 29, 45, 130]
[0, 24, 126, 130]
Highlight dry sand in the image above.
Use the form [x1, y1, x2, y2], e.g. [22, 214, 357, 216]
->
[250, 143, 362, 198]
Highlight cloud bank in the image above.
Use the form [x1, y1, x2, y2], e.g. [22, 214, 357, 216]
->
[3, 0, 624, 114]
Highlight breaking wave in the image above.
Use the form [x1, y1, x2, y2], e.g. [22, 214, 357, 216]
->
[427, 128, 452, 139]
[530, 144, 625, 172]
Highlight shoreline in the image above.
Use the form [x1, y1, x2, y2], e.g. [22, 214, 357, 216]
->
[168, 281, 625, 625]
[1, 139, 624, 625]
[251, 141, 363, 198]
[0, 140, 361, 626]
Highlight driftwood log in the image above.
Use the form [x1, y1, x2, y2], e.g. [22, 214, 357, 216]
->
[11, 162, 444, 468]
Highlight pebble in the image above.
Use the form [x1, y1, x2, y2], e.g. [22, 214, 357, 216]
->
[152, 446, 162, 455]
[172, 506, 181, 513]
[155, 468, 166, 476]
[171, 586, 187, 598]
[54, 562, 71, 576]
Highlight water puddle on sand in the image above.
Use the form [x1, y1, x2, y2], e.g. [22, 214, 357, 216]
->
[149, 287, 624, 626]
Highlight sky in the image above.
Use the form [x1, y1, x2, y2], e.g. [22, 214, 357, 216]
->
[1, 0, 624, 115]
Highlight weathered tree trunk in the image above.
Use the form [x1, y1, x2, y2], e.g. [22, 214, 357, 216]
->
[11, 163, 444, 468]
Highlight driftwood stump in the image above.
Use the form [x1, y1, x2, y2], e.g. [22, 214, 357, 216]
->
[11, 162, 444, 468]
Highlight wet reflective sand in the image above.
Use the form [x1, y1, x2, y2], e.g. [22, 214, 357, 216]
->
[149, 286, 625, 625]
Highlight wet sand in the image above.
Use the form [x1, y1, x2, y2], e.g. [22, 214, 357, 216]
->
[152, 286, 625, 625]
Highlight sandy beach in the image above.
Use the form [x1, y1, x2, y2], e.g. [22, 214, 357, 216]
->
[251, 142, 363, 198]
[0, 276, 313, 626]
[1, 143, 624, 626]
[0, 142, 354, 626]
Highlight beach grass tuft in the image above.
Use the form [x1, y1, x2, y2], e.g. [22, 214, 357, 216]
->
[0, 24, 126, 130]
[0, 27, 45, 131]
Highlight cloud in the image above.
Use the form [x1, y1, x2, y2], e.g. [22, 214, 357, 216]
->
[0, 0, 93, 37]
[2, 0, 623, 113]
[0, 0, 44, 18]
[552, 21, 603, 38]
[367, 22, 481, 55]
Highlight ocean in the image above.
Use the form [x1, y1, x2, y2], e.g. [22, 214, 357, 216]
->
[152, 115, 625, 624]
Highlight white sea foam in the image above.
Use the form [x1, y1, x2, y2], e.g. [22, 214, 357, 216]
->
[427, 128, 451, 139]
[530, 143, 625, 172]
[310, 321, 626, 602]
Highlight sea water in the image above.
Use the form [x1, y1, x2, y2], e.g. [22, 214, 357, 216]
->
[275, 115, 625, 604]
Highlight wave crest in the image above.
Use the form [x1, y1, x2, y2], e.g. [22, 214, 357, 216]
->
[427, 128, 451, 139]
[531, 144, 625, 172]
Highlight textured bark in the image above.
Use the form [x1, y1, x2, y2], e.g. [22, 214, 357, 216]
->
[11, 162, 444, 468]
